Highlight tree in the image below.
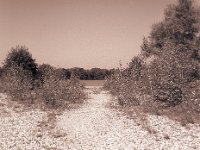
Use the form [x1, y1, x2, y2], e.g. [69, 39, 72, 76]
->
[146, 0, 200, 106]
[148, 0, 200, 55]
[3, 46, 38, 79]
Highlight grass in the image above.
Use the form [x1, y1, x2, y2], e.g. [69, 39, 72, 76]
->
[80, 80, 105, 86]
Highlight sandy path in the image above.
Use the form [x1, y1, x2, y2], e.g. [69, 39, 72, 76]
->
[57, 87, 200, 149]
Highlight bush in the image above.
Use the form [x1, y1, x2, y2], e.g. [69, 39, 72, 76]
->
[37, 65, 85, 108]
[2, 64, 34, 102]
[104, 69, 141, 106]
[3, 46, 39, 90]
[104, 57, 150, 107]
[3, 46, 38, 79]
[1, 47, 86, 109]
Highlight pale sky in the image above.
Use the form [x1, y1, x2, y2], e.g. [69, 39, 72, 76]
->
[0, 0, 199, 69]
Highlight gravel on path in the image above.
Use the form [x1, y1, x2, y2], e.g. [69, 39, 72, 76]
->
[57, 87, 200, 150]
[0, 87, 200, 150]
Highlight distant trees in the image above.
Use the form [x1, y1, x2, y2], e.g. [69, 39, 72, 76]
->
[70, 67, 87, 79]
[55, 67, 114, 80]
[55, 68, 71, 80]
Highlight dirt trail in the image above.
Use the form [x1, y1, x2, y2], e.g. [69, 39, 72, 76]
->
[57, 87, 200, 149]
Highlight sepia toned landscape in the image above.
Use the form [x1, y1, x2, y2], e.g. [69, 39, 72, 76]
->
[1, 0, 200, 149]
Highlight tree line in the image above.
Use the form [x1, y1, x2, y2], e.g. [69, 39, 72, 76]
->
[46, 67, 115, 80]
[0, 58, 115, 81]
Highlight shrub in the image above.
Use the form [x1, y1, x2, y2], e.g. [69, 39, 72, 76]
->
[37, 65, 85, 108]
[1, 47, 86, 109]
[3, 46, 39, 90]
[104, 69, 140, 106]
[2, 64, 34, 102]
[104, 57, 150, 107]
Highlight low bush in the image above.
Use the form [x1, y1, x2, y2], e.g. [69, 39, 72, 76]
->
[104, 71, 140, 106]
[40, 76, 85, 108]
[37, 64, 86, 108]
[2, 64, 34, 102]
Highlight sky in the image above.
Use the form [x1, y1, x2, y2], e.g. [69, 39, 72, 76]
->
[0, 0, 200, 69]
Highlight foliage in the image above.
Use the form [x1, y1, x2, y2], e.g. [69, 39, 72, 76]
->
[1, 46, 86, 109]
[148, 41, 199, 106]
[39, 67, 86, 108]
[65, 67, 115, 80]
[105, 0, 200, 109]
[105, 57, 149, 106]
[37, 64, 55, 85]
[3, 46, 38, 79]
[146, 0, 200, 106]
[149, 0, 200, 53]
[2, 64, 34, 101]
[55, 68, 71, 80]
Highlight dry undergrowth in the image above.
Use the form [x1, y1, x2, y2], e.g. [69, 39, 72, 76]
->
[108, 91, 200, 141]
[119, 101, 200, 128]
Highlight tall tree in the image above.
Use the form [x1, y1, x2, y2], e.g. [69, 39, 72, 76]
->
[144, 0, 200, 106]
[142, 0, 200, 57]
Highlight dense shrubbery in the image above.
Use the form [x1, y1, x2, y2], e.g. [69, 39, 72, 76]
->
[2, 64, 34, 101]
[104, 57, 150, 106]
[1, 46, 85, 109]
[37, 64, 85, 108]
[1, 46, 37, 101]
[105, 0, 200, 114]
[3, 46, 38, 81]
